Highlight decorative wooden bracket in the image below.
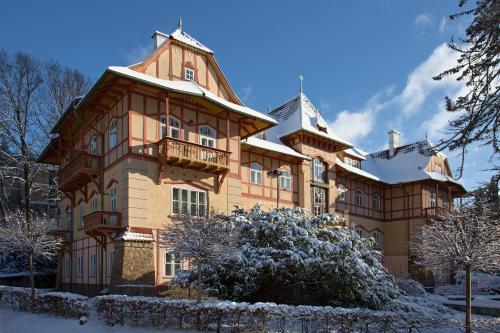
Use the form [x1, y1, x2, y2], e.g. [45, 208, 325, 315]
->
[215, 172, 227, 194]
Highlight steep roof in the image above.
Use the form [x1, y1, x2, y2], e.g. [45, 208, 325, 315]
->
[336, 140, 465, 191]
[152, 28, 213, 54]
[266, 92, 352, 148]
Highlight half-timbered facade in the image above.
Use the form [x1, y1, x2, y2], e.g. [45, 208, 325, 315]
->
[38, 25, 465, 295]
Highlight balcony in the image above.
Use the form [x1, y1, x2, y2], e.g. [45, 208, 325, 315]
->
[423, 207, 449, 221]
[59, 152, 101, 192]
[83, 211, 122, 237]
[48, 228, 70, 245]
[157, 137, 230, 174]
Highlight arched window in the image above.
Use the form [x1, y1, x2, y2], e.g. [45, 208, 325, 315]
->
[337, 184, 346, 201]
[279, 170, 291, 190]
[199, 126, 216, 148]
[108, 119, 117, 149]
[250, 163, 262, 185]
[312, 157, 326, 183]
[355, 188, 364, 206]
[372, 193, 380, 210]
[89, 137, 97, 155]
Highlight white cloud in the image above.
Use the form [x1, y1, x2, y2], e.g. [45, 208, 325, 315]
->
[415, 13, 434, 28]
[239, 84, 254, 104]
[438, 17, 448, 33]
[395, 43, 461, 118]
[123, 43, 152, 65]
[329, 88, 393, 145]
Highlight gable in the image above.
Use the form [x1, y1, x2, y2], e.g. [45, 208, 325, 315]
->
[130, 38, 239, 105]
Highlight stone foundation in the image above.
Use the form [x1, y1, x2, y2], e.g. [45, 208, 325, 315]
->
[111, 240, 155, 286]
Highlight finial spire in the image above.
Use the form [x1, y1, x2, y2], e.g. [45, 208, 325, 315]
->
[299, 75, 304, 93]
[178, 17, 183, 31]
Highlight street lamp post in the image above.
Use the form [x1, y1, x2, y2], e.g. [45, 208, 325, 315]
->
[267, 169, 284, 209]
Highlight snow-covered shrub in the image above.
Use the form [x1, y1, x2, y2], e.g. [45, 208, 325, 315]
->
[435, 271, 500, 295]
[396, 279, 427, 297]
[177, 205, 400, 309]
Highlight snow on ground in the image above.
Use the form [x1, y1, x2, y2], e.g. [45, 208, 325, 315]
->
[435, 272, 500, 295]
[0, 305, 197, 333]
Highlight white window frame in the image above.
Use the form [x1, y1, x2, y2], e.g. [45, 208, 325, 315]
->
[434, 165, 442, 174]
[89, 253, 97, 277]
[184, 67, 194, 81]
[161, 115, 181, 139]
[108, 250, 114, 277]
[108, 119, 117, 149]
[313, 158, 326, 183]
[337, 184, 346, 201]
[164, 252, 183, 277]
[372, 193, 380, 210]
[279, 170, 291, 190]
[89, 136, 97, 155]
[355, 188, 364, 206]
[250, 163, 263, 185]
[372, 231, 381, 247]
[79, 203, 84, 228]
[199, 125, 216, 148]
[77, 255, 83, 277]
[171, 187, 207, 216]
[91, 195, 98, 213]
[110, 187, 117, 212]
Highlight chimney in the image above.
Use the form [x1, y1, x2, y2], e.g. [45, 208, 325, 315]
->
[388, 130, 400, 157]
[152, 31, 168, 49]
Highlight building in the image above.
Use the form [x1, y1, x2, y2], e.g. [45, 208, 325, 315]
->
[38, 25, 465, 295]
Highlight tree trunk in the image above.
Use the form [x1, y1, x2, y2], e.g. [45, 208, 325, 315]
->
[465, 265, 472, 333]
[197, 261, 202, 303]
[29, 254, 35, 299]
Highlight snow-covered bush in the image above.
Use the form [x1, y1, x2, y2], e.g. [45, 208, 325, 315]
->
[177, 205, 400, 309]
[396, 279, 427, 297]
[435, 271, 500, 295]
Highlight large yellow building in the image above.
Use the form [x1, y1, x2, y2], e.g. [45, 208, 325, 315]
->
[38, 26, 465, 296]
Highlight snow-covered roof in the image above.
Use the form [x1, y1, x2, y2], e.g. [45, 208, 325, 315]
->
[169, 28, 213, 54]
[115, 230, 153, 242]
[344, 147, 367, 160]
[337, 140, 464, 190]
[106, 66, 276, 125]
[266, 92, 352, 148]
[242, 136, 310, 160]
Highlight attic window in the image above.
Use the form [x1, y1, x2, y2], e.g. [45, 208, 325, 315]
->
[345, 156, 361, 169]
[434, 165, 442, 174]
[184, 68, 194, 81]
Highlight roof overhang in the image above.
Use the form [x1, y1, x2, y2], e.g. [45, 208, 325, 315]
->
[281, 128, 352, 152]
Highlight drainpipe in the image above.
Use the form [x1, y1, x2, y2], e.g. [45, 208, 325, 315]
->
[73, 108, 106, 293]
[399, 183, 411, 279]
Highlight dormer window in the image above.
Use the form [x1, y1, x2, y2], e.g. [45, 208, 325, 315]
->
[184, 67, 194, 81]
[434, 165, 442, 174]
[345, 156, 361, 168]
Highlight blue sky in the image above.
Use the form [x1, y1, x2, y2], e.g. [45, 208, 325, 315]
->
[0, 0, 495, 189]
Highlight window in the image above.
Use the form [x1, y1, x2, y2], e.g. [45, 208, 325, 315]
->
[337, 184, 346, 201]
[89, 253, 96, 277]
[312, 158, 326, 183]
[372, 231, 381, 247]
[89, 137, 97, 155]
[108, 119, 117, 149]
[77, 255, 83, 277]
[184, 67, 194, 81]
[372, 193, 380, 210]
[356, 229, 363, 238]
[91, 195, 98, 213]
[110, 187, 117, 212]
[172, 188, 207, 216]
[108, 250, 114, 277]
[64, 255, 70, 279]
[164, 252, 183, 277]
[279, 170, 291, 190]
[250, 163, 262, 185]
[65, 207, 72, 231]
[434, 165, 442, 174]
[161, 115, 181, 139]
[311, 186, 327, 215]
[199, 126, 216, 148]
[79, 203, 84, 228]
[430, 192, 436, 208]
[345, 156, 361, 168]
[355, 188, 364, 206]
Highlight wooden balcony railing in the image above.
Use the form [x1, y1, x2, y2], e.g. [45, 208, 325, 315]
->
[59, 152, 101, 192]
[423, 207, 449, 220]
[157, 137, 230, 174]
[83, 211, 122, 233]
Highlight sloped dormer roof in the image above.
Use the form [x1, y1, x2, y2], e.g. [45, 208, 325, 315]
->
[266, 92, 352, 148]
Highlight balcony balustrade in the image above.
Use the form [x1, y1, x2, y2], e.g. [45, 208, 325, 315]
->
[83, 211, 122, 236]
[59, 152, 101, 192]
[157, 137, 230, 174]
